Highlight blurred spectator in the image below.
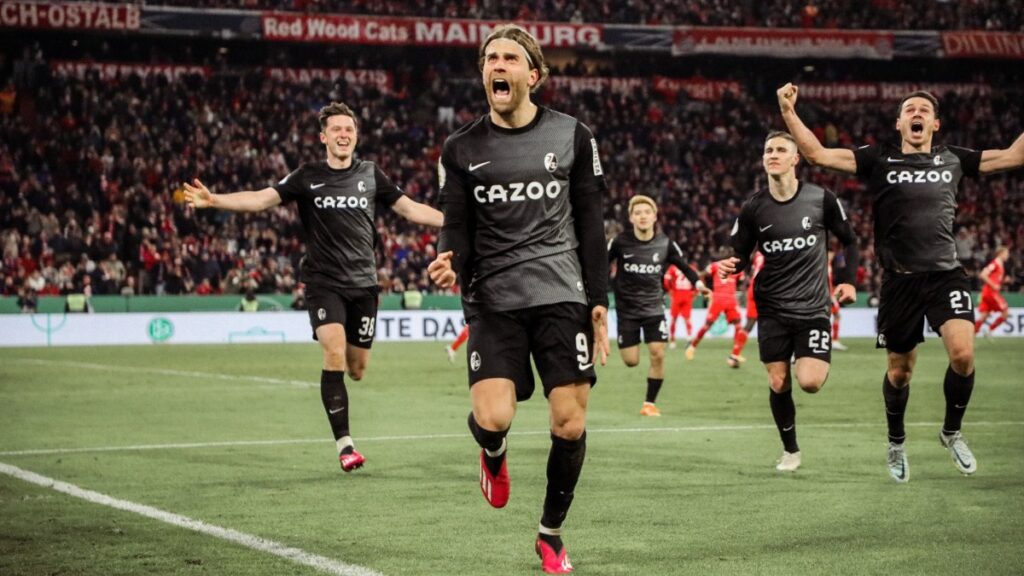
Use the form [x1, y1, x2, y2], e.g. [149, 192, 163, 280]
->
[239, 288, 259, 312]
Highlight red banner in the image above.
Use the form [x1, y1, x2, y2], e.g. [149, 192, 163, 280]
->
[546, 76, 645, 95]
[52, 61, 210, 81]
[266, 67, 392, 91]
[798, 82, 992, 102]
[0, 1, 138, 30]
[942, 31, 1024, 59]
[261, 13, 603, 48]
[652, 76, 743, 101]
[673, 27, 893, 60]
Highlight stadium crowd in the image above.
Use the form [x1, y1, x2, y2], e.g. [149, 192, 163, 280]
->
[126, 0, 1024, 31]
[1, 46, 1022, 305]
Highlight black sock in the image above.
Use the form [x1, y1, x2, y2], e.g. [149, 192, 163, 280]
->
[468, 412, 508, 476]
[942, 365, 975, 434]
[320, 370, 349, 440]
[769, 388, 798, 453]
[882, 375, 909, 444]
[645, 378, 664, 404]
[541, 432, 587, 533]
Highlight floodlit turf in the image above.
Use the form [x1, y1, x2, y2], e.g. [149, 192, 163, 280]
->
[1, 338, 1022, 575]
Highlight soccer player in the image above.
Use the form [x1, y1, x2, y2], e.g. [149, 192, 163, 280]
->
[778, 83, 1024, 482]
[609, 194, 707, 417]
[664, 263, 698, 348]
[975, 246, 1011, 336]
[685, 256, 749, 367]
[427, 25, 609, 575]
[718, 131, 858, 472]
[445, 324, 470, 363]
[743, 250, 765, 335]
[183, 102, 443, 473]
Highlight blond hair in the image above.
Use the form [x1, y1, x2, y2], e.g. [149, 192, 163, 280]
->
[628, 194, 658, 214]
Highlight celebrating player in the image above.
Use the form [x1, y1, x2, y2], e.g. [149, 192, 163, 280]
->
[975, 246, 1011, 336]
[718, 131, 858, 472]
[427, 25, 609, 574]
[779, 83, 1024, 482]
[184, 102, 443, 473]
[609, 195, 707, 417]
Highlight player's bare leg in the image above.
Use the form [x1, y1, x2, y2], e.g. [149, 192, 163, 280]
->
[686, 313, 716, 360]
[938, 319, 977, 474]
[728, 320, 749, 368]
[316, 324, 364, 472]
[619, 345, 640, 368]
[536, 382, 589, 574]
[883, 349, 916, 482]
[470, 378, 517, 508]
[765, 361, 800, 471]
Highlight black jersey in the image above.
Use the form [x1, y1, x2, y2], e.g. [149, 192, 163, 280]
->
[730, 182, 857, 320]
[608, 231, 697, 320]
[854, 144, 981, 273]
[437, 107, 609, 317]
[273, 160, 403, 289]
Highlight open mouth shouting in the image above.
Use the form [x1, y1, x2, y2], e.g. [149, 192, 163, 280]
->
[910, 119, 925, 136]
[491, 78, 512, 103]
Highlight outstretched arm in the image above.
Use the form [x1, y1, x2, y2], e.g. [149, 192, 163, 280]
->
[391, 196, 444, 227]
[183, 179, 281, 212]
[777, 83, 857, 174]
[979, 131, 1024, 175]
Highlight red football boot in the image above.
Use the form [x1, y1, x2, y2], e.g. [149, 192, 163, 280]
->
[478, 449, 509, 508]
[339, 449, 365, 472]
[535, 539, 573, 574]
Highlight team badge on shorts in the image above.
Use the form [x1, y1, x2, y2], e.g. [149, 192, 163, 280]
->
[470, 351, 482, 371]
[317, 308, 327, 321]
[877, 333, 887, 347]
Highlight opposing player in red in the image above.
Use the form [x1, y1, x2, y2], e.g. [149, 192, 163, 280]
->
[664, 263, 698, 349]
[686, 259, 749, 367]
[975, 246, 1011, 336]
[743, 250, 765, 336]
[445, 325, 470, 363]
[828, 249, 849, 351]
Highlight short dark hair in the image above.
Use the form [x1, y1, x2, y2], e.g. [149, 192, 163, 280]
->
[478, 24, 550, 93]
[318, 102, 358, 131]
[764, 130, 797, 147]
[898, 91, 939, 117]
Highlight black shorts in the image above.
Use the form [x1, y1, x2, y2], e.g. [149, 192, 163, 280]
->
[304, 285, 380, 349]
[758, 315, 833, 364]
[466, 302, 596, 401]
[617, 315, 668, 348]
[876, 269, 974, 353]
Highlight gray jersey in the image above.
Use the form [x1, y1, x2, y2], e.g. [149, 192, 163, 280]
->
[274, 160, 402, 289]
[438, 107, 608, 317]
[730, 182, 857, 320]
[609, 231, 696, 320]
[854, 144, 980, 273]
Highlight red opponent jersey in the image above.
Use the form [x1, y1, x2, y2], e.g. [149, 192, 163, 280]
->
[981, 258, 1005, 298]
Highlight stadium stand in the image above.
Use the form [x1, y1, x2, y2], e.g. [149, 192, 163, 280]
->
[1, 27, 1022, 303]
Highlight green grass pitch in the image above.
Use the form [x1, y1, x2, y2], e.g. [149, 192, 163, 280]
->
[1, 338, 1022, 575]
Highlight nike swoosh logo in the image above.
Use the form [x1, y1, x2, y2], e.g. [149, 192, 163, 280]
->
[468, 161, 491, 172]
[887, 157, 905, 163]
[359, 337, 372, 343]
[310, 183, 326, 189]
[759, 225, 773, 232]
[623, 253, 635, 259]
[328, 407, 345, 414]
[578, 362, 594, 371]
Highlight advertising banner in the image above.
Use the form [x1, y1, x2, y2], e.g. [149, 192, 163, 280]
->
[673, 27, 894, 59]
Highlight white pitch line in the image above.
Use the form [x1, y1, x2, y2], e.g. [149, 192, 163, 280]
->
[0, 461, 382, 576]
[1, 421, 1020, 457]
[10, 358, 314, 388]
